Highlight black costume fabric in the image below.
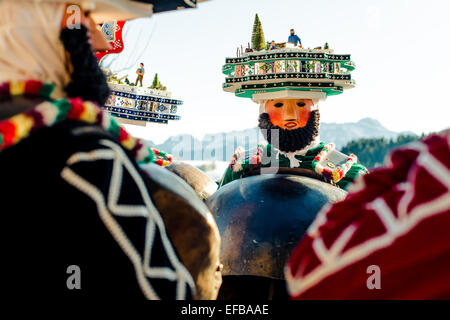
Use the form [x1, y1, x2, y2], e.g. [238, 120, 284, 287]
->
[0, 107, 193, 299]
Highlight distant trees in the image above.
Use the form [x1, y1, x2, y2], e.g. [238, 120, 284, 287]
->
[251, 14, 265, 51]
[341, 134, 422, 169]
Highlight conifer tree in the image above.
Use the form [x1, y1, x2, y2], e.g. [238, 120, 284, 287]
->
[251, 14, 265, 51]
[151, 73, 160, 88]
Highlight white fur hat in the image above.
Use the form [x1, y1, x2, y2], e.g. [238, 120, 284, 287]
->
[4, 0, 205, 23]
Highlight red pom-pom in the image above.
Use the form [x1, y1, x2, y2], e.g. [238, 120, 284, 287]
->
[118, 127, 129, 142]
[67, 98, 85, 120]
[0, 82, 10, 97]
[25, 80, 43, 95]
[0, 121, 16, 148]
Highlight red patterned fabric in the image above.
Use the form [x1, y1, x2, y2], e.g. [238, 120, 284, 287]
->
[95, 20, 126, 62]
[286, 130, 450, 299]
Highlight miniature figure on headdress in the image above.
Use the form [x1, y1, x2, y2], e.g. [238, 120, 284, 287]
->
[220, 17, 368, 190]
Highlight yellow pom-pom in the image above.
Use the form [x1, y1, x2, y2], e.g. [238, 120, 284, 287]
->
[122, 136, 137, 150]
[81, 102, 99, 123]
[10, 114, 33, 142]
[10, 81, 26, 96]
[332, 169, 343, 183]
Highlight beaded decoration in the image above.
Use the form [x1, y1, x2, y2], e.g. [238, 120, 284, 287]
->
[0, 80, 172, 167]
[312, 143, 357, 182]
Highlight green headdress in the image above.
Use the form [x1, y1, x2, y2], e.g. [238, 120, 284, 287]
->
[222, 46, 356, 103]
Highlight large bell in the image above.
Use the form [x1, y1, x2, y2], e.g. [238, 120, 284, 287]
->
[206, 171, 347, 299]
[140, 163, 222, 299]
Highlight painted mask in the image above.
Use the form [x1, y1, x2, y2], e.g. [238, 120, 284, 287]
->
[265, 98, 314, 130]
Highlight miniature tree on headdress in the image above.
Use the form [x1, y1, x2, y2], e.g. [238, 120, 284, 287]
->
[150, 73, 167, 91]
[324, 42, 330, 50]
[151, 73, 161, 89]
[251, 14, 265, 51]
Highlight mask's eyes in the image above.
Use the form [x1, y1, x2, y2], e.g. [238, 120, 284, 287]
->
[274, 102, 284, 108]
[297, 102, 306, 107]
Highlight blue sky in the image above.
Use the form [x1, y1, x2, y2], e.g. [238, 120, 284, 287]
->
[101, 0, 450, 144]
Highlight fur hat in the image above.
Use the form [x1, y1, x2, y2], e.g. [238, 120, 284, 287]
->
[8, 0, 205, 23]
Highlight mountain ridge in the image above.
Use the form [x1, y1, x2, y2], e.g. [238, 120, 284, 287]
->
[146, 117, 415, 161]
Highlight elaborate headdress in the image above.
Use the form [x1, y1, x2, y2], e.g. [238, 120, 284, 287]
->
[222, 45, 356, 105]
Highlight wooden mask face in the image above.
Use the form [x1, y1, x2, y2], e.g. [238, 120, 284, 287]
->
[265, 98, 314, 130]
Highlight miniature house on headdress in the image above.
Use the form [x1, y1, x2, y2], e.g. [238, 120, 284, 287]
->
[222, 44, 356, 103]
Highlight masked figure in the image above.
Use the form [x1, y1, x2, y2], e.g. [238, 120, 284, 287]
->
[220, 42, 368, 190]
[220, 95, 368, 190]
[0, 0, 221, 300]
[210, 39, 368, 299]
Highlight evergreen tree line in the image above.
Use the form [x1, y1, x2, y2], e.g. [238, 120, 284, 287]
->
[341, 134, 427, 169]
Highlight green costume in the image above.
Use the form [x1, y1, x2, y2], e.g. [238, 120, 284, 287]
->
[221, 142, 368, 190]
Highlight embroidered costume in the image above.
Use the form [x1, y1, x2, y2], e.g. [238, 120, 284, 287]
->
[222, 142, 366, 190]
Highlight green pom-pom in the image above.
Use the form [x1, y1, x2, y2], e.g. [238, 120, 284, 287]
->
[108, 119, 121, 137]
[53, 99, 71, 122]
[39, 83, 55, 99]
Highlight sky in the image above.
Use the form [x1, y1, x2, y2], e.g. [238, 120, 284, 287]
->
[101, 0, 450, 144]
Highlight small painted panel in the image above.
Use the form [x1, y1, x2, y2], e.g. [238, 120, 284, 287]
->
[275, 60, 285, 73]
[235, 65, 242, 77]
[314, 61, 321, 73]
[158, 103, 169, 113]
[286, 60, 299, 73]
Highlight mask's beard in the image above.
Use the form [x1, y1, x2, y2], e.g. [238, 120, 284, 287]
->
[258, 110, 320, 153]
[59, 25, 109, 106]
